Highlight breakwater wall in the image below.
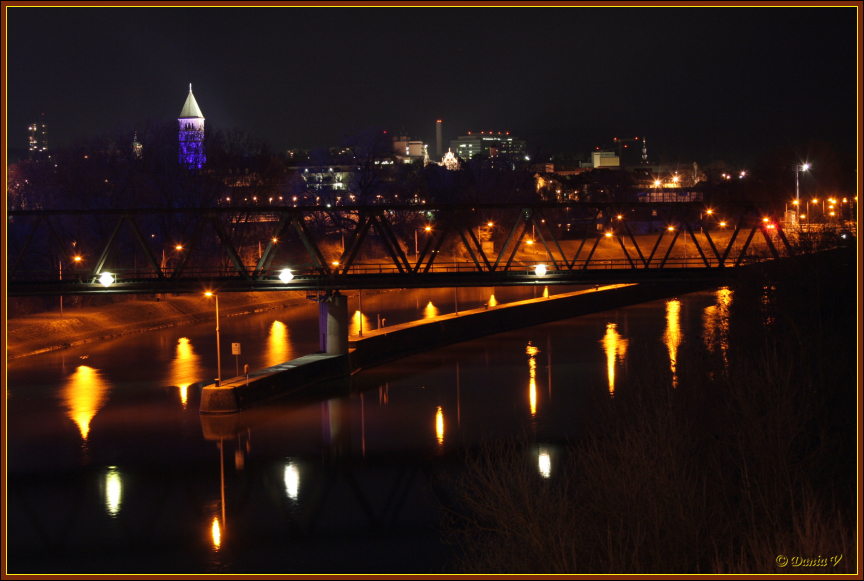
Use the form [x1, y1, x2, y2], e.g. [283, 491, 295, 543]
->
[200, 280, 717, 413]
[347, 281, 715, 372]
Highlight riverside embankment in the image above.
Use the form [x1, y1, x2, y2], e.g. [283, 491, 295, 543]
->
[6, 291, 321, 360]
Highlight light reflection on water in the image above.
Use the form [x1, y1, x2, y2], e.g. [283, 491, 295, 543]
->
[266, 321, 292, 366]
[538, 448, 551, 478]
[60, 365, 111, 440]
[9, 288, 747, 572]
[211, 517, 222, 550]
[601, 323, 628, 396]
[423, 301, 439, 319]
[283, 461, 300, 501]
[168, 337, 203, 407]
[526, 342, 539, 416]
[664, 299, 682, 388]
[703, 287, 733, 370]
[349, 310, 373, 336]
[104, 466, 122, 516]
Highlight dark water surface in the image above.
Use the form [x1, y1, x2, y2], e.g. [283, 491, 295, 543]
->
[6, 285, 732, 573]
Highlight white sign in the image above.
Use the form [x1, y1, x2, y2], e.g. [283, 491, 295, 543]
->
[231, 343, 241, 355]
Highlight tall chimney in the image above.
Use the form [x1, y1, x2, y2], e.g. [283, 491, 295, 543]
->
[436, 119, 442, 158]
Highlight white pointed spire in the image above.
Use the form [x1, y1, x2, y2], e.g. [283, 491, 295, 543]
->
[179, 84, 204, 118]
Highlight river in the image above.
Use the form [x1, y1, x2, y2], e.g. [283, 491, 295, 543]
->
[6, 284, 733, 573]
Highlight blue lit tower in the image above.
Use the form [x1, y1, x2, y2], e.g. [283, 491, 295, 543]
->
[178, 84, 205, 168]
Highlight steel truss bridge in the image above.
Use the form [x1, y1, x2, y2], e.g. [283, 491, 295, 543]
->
[7, 202, 811, 296]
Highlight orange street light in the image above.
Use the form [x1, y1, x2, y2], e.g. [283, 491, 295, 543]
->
[205, 292, 222, 386]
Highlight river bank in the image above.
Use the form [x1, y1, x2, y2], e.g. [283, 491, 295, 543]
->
[6, 291, 323, 360]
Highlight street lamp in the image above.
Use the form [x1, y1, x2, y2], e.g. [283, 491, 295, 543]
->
[795, 163, 810, 220]
[205, 292, 222, 386]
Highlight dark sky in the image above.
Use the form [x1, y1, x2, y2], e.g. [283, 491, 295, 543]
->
[6, 6, 858, 165]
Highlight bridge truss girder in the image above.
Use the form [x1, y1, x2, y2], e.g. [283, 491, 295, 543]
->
[7, 202, 794, 296]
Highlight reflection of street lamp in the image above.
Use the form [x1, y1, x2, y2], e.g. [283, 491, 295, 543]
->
[205, 292, 222, 386]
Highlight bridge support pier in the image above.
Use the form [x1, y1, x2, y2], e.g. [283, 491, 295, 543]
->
[319, 291, 349, 355]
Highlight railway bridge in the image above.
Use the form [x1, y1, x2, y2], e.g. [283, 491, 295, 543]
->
[9, 201, 835, 359]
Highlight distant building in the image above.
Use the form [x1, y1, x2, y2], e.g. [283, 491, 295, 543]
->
[178, 84, 205, 168]
[28, 114, 48, 159]
[290, 165, 353, 202]
[441, 148, 459, 171]
[450, 132, 526, 160]
[590, 150, 619, 168]
[391, 135, 427, 162]
[132, 132, 143, 159]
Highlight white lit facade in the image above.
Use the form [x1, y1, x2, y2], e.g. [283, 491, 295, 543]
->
[449, 132, 526, 160]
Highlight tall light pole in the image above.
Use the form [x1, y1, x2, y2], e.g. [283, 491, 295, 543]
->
[206, 292, 221, 386]
[795, 163, 810, 221]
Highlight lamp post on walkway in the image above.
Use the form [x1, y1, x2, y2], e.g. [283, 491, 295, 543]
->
[206, 292, 221, 386]
[795, 163, 810, 222]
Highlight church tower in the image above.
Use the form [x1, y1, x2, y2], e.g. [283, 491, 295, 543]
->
[178, 84, 205, 168]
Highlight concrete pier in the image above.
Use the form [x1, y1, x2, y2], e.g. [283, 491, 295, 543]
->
[199, 353, 349, 413]
[319, 291, 349, 355]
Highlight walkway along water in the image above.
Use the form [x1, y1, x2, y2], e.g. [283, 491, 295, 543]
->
[199, 280, 718, 413]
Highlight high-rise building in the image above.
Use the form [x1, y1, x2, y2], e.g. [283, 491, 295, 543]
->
[449, 131, 526, 161]
[435, 119, 442, 158]
[178, 84, 205, 168]
[28, 114, 48, 159]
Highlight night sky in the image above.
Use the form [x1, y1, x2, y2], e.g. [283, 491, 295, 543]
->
[6, 6, 858, 165]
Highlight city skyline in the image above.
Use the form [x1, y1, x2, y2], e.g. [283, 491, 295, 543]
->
[6, 5, 858, 166]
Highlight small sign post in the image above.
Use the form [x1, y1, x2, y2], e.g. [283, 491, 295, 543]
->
[232, 343, 241, 377]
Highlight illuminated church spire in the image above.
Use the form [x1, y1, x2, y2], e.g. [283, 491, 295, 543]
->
[178, 84, 205, 168]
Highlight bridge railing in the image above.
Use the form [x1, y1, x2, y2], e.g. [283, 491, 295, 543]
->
[7, 255, 777, 284]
